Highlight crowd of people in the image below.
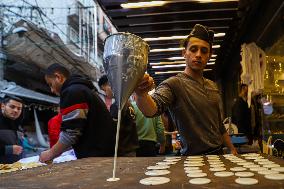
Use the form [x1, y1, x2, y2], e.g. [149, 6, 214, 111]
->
[1, 23, 252, 164]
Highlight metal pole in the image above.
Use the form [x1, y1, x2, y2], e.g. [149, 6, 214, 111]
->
[87, 9, 90, 62]
[94, 3, 98, 63]
[79, 5, 82, 55]
[0, 8, 5, 81]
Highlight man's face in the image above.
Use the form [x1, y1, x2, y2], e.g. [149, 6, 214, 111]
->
[101, 83, 113, 98]
[243, 86, 248, 97]
[45, 74, 63, 96]
[183, 37, 211, 71]
[1, 99, 23, 120]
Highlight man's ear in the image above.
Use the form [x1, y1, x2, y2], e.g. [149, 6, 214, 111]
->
[54, 72, 65, 83]
[208, 52, 212, 60]
[182, 49, 186, 58]
[101, 84, 106, 92]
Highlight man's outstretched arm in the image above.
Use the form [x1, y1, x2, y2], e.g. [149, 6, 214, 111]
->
[135, 74, 157, 117]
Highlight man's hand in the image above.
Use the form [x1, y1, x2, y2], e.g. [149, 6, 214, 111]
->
[159, 143, 165, 154]
[39, 141, 69, 163]
[231, 147, 238, 155]
[222, 133, 238, 155]
[12, 145, 23, 155]
[39, 149, 54, 163]
[135, 74, 155, 96]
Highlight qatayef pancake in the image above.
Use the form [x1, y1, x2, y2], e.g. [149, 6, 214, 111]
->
[185, 169, 203, 174]
[235, 178, 258, 185]
[271, 167, 284, 172]
[241, 153, 260, 157]
[263, 164, 280, 168]
[139, 177, 170, 185]
[245, 156, 259, 160]
[187, 172, 207, 178]
[145, 170, 170, 176]
[231, 160, 246, 163]
[206, 155, 219, 158]
[184, 167, 200, 171]
[264, 173, 284, 180]
[230, 167, 247, 172]
[208, 161, 223, 164]
[249, 167, 268, 172]
[258, 170, 279, 175]
[235, 171, 254, 177]
[257, 161, 274, 165]
[210, 164, 225, 168]
[157, 161, 175, 165]
[165, 156, 181, 160]
[237, 162, 254, 166]
[147, 165, 170, 170]
[184, 163, 204, 167]
[214, 171, 234, 177]
[187, 156, 203, 159]
[164, 159, 180, 162]
[189, 178, 211, 185]
[243, 164, 260, 168]
[209, 167, 226, 172]
[254, 158, 269, 162]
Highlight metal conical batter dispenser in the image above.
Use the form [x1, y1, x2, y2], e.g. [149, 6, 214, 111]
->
[103, 33, 149, 181]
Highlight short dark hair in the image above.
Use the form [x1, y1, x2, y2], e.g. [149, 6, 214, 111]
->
[45, 63, 70, 78]
[2, 95, 24, 105]
[98, 75, 108, 88]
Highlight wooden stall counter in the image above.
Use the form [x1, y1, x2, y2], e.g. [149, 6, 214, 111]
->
[0, 154, 284, 189]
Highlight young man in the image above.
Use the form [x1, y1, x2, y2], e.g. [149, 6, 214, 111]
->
[0, 95, 24, 163]
[40, 64, 115, 162]
[135, 24, 237, 155]
[98, 75, 115, 111]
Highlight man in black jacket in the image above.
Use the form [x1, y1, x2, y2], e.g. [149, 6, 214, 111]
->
[0, 95, 24, 163]
[40, 63, 115, 162]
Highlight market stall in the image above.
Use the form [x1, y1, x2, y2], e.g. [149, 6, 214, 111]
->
[1, 154, 283, 188]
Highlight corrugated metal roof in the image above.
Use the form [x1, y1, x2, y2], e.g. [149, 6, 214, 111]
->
[1, 85, 59, 104]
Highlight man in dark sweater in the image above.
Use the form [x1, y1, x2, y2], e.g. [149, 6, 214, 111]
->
[40, 63, 115, 162]
[0, 95, 24, 163]
[232, 84, 252, 144]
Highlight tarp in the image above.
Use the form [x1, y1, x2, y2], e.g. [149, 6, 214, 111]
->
[1, 85, 59, 104]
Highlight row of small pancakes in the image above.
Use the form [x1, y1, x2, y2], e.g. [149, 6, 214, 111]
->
[140, 153, 284, 185]
[184, 153, 284, 185]
[140, 156, 182, 185]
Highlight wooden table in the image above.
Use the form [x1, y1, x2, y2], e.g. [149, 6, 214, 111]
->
[1, 154, 283, 189]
